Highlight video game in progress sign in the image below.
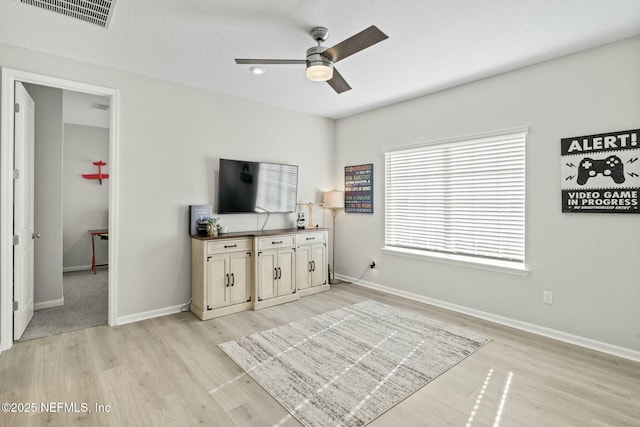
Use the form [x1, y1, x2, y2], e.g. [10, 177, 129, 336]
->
[561, 128, 640, 213]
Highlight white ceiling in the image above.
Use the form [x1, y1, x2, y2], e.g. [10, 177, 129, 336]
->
[2, 0, 640, 119]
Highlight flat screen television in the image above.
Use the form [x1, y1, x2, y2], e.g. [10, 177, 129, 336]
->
[217, 158, 299, 214]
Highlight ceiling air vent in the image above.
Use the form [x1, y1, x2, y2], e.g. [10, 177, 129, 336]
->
[20, 0, 117, 28]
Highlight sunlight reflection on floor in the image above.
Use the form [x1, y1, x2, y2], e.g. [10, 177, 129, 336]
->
[466, 368, 514, 427]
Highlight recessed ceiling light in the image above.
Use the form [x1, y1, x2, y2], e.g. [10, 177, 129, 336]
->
[249, 66, 265, 75]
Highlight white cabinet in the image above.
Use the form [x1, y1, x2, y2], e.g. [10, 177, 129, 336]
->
[191, 229, 331, 319]
[191, 237, 253, 320]
[296, 231, 328, 295]
[254, 235, 299, 309]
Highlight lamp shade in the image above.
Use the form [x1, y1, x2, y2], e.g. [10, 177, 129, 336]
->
[306, 46, 334, 82]
[323, 190, 344, 209]
[306, 63, 333, 81]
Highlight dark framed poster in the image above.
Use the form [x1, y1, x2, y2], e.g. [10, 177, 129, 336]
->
[345, 163, 373, 213]
[561, 128, 640, 213]
[189, 204, 213, 235]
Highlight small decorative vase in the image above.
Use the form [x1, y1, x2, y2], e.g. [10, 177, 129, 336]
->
[206, 223, 218, 237]
[306, 202, 315, 229]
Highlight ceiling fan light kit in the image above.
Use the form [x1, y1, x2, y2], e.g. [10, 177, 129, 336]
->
[306, 46, 333, 81]
[305, 27, 333, 82]
[235, 25, 388, 93]
[306, 62, 333, 81]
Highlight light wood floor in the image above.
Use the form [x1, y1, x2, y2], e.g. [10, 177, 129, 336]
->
[1, 283, 639, 427]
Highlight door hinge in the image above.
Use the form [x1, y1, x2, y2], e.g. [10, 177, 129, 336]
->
[14, 102, 20, 113]
[13, 169, 19, 180]
[13, 301, 18, 311]
[13, 235, 19, 245]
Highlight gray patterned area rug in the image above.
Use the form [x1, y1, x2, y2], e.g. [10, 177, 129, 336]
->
[219, 300, 490, 427]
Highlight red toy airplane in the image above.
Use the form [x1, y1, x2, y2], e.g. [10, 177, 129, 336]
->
[82, 161, 109, 185]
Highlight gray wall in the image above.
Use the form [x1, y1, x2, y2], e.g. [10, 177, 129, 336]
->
[6, 35, 638, 356]
[335, 36, 640, 352]
[63, 124, 109, 270]
[23, 83, 64, 307]
[1, 42, 336, 320]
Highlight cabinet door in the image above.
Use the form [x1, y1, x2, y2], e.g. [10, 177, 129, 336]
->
[310, 244, 327, 287]
[277, 248, 296, 295]
[257, 251, 277, 301]
[229, 251, 251, 305]
[295, 246, 312, 291]
[207, 254, 229, 310]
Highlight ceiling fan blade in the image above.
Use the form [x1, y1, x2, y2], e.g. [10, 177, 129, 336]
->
[327, 68, 351, 94]
[235, 59, 306, 65]
[322, 25, 388, 63]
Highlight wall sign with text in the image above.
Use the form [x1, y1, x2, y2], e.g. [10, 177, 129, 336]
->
[345, 163, 373, 213]
[561, 128, 640, 213]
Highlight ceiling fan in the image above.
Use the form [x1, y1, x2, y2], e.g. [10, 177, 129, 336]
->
[235, 25, 388, 94]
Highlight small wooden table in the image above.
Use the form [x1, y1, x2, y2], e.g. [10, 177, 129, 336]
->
[89, 229, 108, 274]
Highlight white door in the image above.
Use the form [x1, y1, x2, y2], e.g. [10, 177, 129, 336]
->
[13, 82, 35, 340]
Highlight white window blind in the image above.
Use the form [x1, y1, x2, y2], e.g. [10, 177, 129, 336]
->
[384, 128, 526, 264]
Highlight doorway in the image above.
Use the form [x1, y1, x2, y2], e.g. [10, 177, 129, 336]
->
[17, 86, 111, 341]
[0, 68, 120, 352]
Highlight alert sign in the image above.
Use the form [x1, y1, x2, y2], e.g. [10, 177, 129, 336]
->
[561, 128, 640, 213]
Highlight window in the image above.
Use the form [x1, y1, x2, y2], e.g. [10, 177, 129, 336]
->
[384, 127, 526, 270]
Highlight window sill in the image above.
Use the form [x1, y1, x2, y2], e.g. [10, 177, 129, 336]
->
[381, 246, 530, 276]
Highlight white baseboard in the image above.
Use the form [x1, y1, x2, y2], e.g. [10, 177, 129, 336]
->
[34, 297, 64, 310]
[115, 303, 188, 326]
[336, 274, 640, 363]
[63, 265, 92, 273]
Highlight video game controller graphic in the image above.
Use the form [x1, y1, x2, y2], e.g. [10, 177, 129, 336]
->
[576, 155, 625, 185]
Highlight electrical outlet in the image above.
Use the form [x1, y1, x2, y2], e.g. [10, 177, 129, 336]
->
[543, 290, 553, 305]
[370, 260, 376, 269]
